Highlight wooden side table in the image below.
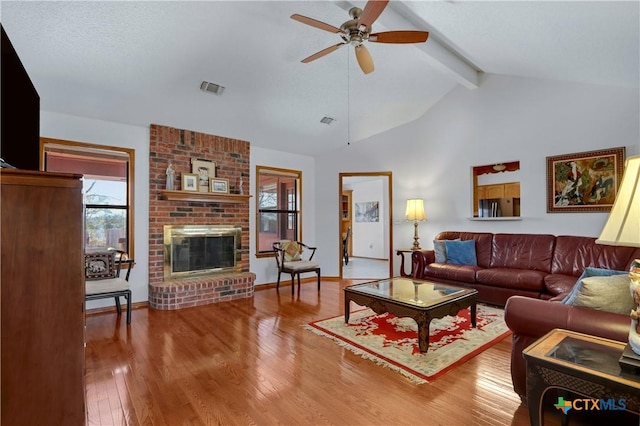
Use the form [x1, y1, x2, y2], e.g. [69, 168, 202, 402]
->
[395, 248, 414, 277]
[523, 329, 640, 426]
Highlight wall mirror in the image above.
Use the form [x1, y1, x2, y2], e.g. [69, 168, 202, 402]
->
[472, 161, 521, 218]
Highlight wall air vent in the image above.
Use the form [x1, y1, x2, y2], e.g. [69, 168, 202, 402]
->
[320, 116, 335, 125]
[200, 81, 225, 95]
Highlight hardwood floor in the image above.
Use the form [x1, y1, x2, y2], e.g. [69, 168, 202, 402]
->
[86, 280, 531, 425]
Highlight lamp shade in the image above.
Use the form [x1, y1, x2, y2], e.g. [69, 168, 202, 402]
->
[405, 199, 426, 221]
[596, 155, 640, 247]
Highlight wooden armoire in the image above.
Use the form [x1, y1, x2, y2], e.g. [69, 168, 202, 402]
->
[1, 169, 85, 425]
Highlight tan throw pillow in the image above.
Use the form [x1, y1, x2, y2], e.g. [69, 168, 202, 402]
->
[572, 274, 634, 315]
[282, 241, 302, 261]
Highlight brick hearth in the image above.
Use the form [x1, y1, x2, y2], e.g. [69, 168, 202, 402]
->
[148, 124, 255, 310]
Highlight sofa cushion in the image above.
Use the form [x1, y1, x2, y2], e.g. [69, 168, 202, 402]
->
[424, 263, 479, 284]
[543, 274, 577, 297]
[444, 240, 477, 266]
[551, 235, 639, 276]
[490, 233, 555, 272]
[476, 268, 546, 291]
[568, 274, 634, 315]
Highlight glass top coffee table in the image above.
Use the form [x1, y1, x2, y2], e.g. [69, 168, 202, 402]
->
[344, 277, 478, 352]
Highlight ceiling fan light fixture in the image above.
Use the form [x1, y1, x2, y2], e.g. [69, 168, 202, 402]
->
[320, 116, 336, 125]
[200, 81, 225, 95]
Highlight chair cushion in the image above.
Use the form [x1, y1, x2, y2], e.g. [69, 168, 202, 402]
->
[281, 241, 302, 261]
[283, 260, 319, 271]
[85, 251, 116, 280]
[86, 278, 129, 295]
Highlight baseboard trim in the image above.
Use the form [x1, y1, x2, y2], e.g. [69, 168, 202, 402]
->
[255, 276, 342, 290]
[86, 301, 148, 316]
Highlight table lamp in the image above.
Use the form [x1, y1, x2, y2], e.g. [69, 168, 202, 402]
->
[595, 155, 640, 371]
[406, 199, 426, 250]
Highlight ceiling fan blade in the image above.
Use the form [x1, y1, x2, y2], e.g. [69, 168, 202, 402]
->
[301, 42, 346, 63]
[355, 44, 374, 74]
[369, 31, 429, 44]
[291, 14, 342, 33]
[358, 0, 389, 30]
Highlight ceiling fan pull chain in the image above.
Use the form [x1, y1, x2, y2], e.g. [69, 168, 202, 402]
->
[347, 49, 351, 146]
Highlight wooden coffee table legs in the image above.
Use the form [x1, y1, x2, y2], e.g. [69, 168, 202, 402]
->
[413, 306, 477, 352]
[344, 294, 477, 353]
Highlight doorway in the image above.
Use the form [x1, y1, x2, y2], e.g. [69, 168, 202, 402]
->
[339, 172, 393, 279]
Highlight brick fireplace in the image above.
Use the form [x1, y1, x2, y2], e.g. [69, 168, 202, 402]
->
[148, 124, 255, 310]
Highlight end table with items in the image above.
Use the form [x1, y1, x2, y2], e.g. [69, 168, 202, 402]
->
[522, 328, 640, 426]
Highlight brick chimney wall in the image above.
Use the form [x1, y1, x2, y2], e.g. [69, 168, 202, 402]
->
[148, 123, 254, 309]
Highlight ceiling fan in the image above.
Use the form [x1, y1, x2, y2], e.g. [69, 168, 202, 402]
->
[291, 0, 429, 74]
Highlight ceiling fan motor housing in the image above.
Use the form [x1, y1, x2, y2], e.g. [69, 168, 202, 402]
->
[340, 8, 370, 46]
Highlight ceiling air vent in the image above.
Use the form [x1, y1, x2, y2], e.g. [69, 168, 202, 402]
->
[200, 81, 225, 95]
[320, 116, 335, 125]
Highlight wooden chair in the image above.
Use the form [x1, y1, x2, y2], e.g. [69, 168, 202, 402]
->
[85, 249, 134, 324]
[273, 241, 321, 294]
[343, 226, 351, 265]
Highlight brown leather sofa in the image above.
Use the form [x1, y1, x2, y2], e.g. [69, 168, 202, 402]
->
[411, 231, 640, 403]
[411, 231, 640, 306]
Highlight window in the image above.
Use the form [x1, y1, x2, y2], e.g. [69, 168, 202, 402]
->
[41, 138, 135, 258]
[256, 166, 301, 257]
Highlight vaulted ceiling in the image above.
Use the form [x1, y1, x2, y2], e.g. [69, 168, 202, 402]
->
[2, 1, 638, 156]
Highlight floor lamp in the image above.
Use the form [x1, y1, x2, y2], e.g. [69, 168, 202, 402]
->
[406, 199, 426, 250]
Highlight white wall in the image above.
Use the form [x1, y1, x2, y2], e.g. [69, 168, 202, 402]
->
[351, 179, 387, 259]
[250, 146, 316, 285]
[314, 74, 640, 278]
[40, 111, 150, 308]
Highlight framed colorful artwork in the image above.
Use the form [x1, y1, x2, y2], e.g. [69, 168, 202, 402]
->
[546, 147, 625, 212]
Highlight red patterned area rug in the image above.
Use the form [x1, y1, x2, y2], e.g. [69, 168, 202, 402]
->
[304, 305, 510, 384]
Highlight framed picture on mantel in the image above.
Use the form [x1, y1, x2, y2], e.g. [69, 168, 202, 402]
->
[182, 173, 198, 192]
[191, 158, 216, 193]
[210, 177, 229, 194]
[546, 147, 625, 213]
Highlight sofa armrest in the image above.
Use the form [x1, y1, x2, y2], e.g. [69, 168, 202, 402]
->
[504, 296, 630, 402]
[411, 249, 435, 279]
[505, 296, 629, 340]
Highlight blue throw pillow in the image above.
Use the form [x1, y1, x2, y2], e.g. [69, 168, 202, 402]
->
[562, 267, 628, 305]
[444, 239, 477, 266]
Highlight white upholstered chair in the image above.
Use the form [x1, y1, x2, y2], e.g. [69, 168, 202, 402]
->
[85, 249, 134, 324]
[273, 240, 321, 294]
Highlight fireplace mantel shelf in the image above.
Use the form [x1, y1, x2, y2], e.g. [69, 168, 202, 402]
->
[160, 190, 251, 204]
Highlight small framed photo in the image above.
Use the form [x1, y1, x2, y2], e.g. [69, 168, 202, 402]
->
[181, 173, 198, 192]
[210, 177, 229, 194]
[191, 158, 216, 193]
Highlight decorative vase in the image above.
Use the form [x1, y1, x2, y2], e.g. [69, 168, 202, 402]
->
[629, 259, 640, 356]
